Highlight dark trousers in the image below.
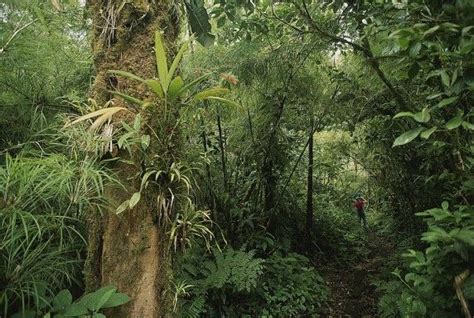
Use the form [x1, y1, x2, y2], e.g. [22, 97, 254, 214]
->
[357, 208, 367, 228]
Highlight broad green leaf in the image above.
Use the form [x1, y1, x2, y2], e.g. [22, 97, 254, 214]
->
[194, 87, 229, 101]
[168, 76, 185, 100]
[391, 268, 402, 279]
[440, 70, 450, 87]
[388, 29, 403, 38]
[95, 288, 116, 311]
[460, 41, 474, 54]
[145, 79, 164, 98]
[78, 286, 115, 311]
[108, 70, 145, 83]
[409, 42, 421, 57]
[453, 230, 474, 246]
[462, 26, 474, 36]
[110, 91, 144, 106]
[451, 68, 458, 85]
[420, 126, 437, 139]
[427, 93, 444, 100]
[133, 114, 141, 130]
[426, 69, 443, 80]
[116, 200, 129, 214]
[392, 127, 424, 147]
[141, 135, 150, 149]
[421, 226, 449, 243]
[441, 22, 460, 30]
[129, 192, 141, 209]
[63, 303, 88, 317]
[445, 116, 462, 129]
[398, 37, 410, 50]
[463, 179, 474, 191]
[393, 112, 415, 119]
[141, 170, 155, 191]
[412, 300, 427, 315]
[462, 121, 474, 130]
[168, 41, 189, 85]
[184, 0, 215, 46]
[423, 25, 440, 37]
[53, 290, 72, 311]
[92, 314, 106, 318]
[424, 208, 451, 221]
[442, 201, 449, 210]
[155, 31, 169, 91]
[413, 108, 430, 123]
[101, 293, 130, 309]
[436, 96, 458, 108]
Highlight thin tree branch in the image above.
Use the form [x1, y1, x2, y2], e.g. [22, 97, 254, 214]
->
[269, 115, 320, 219]
[294, 0, 410, 109]
[296, 0, 368, 53]
[271, 0, 308, 35]
[0, 19, 38, 54]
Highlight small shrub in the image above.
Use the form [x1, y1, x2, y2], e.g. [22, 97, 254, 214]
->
[175, 247, 264, 316]
[377, 203, 474, 317]
[255, 253, 328, 317]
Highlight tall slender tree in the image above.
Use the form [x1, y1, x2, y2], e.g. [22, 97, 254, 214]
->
[305, 115, 314, 242]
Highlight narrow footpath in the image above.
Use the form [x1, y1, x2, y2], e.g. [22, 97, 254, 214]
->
[320, 230, 396, 317]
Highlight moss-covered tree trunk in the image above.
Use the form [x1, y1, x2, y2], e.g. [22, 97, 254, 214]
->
[84, 1, 178, 316]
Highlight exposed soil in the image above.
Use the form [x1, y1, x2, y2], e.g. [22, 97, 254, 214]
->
[320, 230, 396, 317]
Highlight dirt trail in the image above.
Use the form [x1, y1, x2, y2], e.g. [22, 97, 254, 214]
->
[320, 230, 395, 317]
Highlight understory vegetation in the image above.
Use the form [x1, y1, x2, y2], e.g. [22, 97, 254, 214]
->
[1, 0, 472, 317]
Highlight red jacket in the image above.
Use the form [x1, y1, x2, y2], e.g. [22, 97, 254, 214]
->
[353, 199, 365, 210]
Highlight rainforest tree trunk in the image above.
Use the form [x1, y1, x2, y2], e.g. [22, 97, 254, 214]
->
[305, 116, 314, 242]
[84, 1, 178, 317]
[217, 109, 228, 191]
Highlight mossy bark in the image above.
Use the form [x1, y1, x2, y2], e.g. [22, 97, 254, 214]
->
[84, 1, 178, 316]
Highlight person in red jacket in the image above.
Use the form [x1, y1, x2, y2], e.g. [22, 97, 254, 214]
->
[353, 195, 368, 228]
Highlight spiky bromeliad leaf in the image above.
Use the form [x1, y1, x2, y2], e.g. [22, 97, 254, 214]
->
[168, 41, 189, 85]
[184, 0, 215, 47]
[109, 91, 145, 107]
[155, 31, 169, 91]
[194, 87, 229, 100]
[168, 76, 185, 100]
[145, 79, 164, 98]
[108, 70, 145, 83]
[64, 107, 127, 132]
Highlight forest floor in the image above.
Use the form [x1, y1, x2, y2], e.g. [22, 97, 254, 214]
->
[319, 229, 396, 317]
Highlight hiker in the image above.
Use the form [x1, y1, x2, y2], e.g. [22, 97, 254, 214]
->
[353, 195, 368, 228]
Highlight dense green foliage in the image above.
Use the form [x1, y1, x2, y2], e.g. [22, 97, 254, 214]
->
[0, 150, 114, 315]
[11, 286, 129, 318]
[1, 0, 472, 317]
[0, 0, 90, 149]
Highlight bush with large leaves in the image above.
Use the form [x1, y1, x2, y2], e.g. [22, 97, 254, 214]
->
[376, 1, 474, 317]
